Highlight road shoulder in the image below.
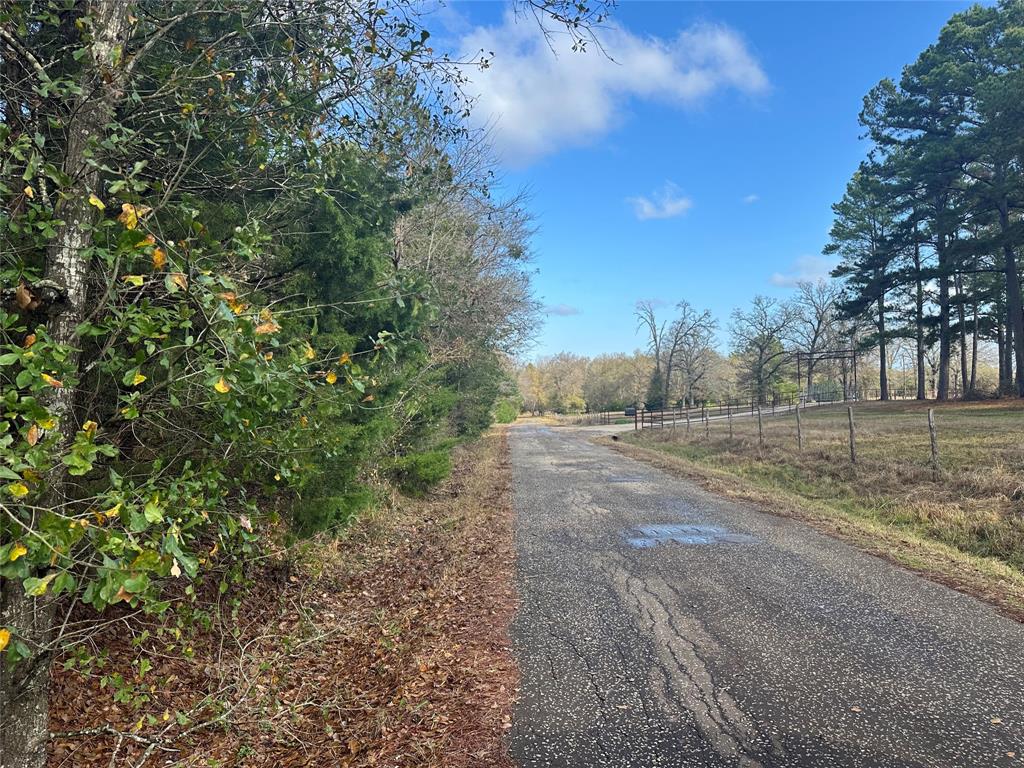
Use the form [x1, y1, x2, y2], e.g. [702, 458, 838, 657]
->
[48, 429, 519, 767]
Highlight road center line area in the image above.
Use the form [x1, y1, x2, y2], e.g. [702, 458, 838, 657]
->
[508, 425, 1024, 768]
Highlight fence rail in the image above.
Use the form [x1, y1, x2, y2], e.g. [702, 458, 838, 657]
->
[631, 388, 919, 430]
[567, 387, 937, 429]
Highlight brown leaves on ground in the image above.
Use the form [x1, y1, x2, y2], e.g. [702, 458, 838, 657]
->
[48, 429, 518, 768]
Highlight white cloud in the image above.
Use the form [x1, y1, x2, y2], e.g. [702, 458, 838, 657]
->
[769, 255, 838, 288]
[458, 15, 769, 166]
[544, 303, 581, 316]
[743, 193, 760, 204]
[627, 182, 692, 220]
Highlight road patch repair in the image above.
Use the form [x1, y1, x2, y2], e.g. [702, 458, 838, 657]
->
[625, 523, 758, 548]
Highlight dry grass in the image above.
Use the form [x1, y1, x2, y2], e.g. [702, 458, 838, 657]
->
[617, 400, 1024, 616]
[48, 429, 518, 768]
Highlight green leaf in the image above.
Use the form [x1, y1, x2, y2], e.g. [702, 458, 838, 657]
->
[143, 499, 163, 524]
[23, 573, 56, 597]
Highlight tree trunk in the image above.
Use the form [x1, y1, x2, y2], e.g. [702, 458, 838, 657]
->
[877, 287, 888, 401]
[0, 4, 131, 767]
[955, 274, 968, 397]
[914, 240, 926, 400]
[1003, 319, 1011, 393]
[969, 303, 978, 396]
[937, 250, 951, 400]
[0, 588, 57, 768]
[997, 320, 1008, 392]
[998, 203, 1024, 397]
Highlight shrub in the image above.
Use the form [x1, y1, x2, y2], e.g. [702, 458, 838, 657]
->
[493, 398, 520, 423]
[389, 451, 452, 497]
[289, 486, 377, 539]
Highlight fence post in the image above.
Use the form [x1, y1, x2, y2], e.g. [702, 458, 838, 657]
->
[928, 408, 940, 479]
[634, 408, 638, 431]
[757, 405, 764, 450]
[704, 411, 710, 439]
[685, 406, 690, 436]
[728, 406, 733, 440]
[796, 401, 803, 452]
[847, 406, 856, 464]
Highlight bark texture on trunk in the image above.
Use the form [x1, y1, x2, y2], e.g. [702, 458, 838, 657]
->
[0, 588, 57, 768]
[937, 253, 951, 400]
[0, 4, 131, 767]
[877, 285, 888, 401]
[914, 241, 926, 400]
[969, 304, 978, 396]
[998, 203, 1024, 397]
[955, 274, 968, 396]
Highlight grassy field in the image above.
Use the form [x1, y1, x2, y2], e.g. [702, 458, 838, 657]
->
[624, 400, 1024, 582]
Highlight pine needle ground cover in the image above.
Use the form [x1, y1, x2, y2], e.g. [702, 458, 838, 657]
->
[617, 400, 1024, 618]
[47, 430, 517, 768]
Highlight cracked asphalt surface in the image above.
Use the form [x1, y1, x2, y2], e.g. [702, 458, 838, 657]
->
[508, 424, 1024, 768]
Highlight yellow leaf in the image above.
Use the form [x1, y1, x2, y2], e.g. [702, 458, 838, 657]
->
[304, 344, 315, 361]
[41, 373, 63, 388]
[122, 274, 145, 287]
[9, 542, 27, 560]
[151, 248, 166, 270]
[131, 373, 147, 386]
[7, 483, 29, 498]
[0, 628, 10, 652]
[23, 334, 36, 348]
[117, 202, 151, 230]
[23, 186, 34, 199]
[26, 424, 39, 446]
[338, 352, 351, 365]
[219, 292, 247, 314]
[214, 377, 231, 394]
[263, 352, 274, 361]
[169, 272, 188, 291]
[38, 416, 56, 429]
[82, 420, 97, 437]
[139, 234, 156, 247]
[102, 503, 122, 521]
[88, 194, 105, 211]
[254, 320, 280, 335]
[325, 371, 338, 385]
[361, 394, 374, 402]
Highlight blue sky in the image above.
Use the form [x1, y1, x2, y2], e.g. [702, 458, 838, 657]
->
[440, 1, 973, 359]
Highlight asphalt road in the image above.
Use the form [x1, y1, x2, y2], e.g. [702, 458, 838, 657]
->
[508, 424, 1024, 768]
